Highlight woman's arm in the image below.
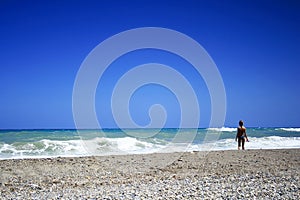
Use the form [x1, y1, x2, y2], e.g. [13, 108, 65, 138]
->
[244, 128, 249, 141]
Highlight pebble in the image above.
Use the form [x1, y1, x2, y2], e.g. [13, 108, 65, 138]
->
[0, 150, 299, 199]
[60, 174, 298, 199]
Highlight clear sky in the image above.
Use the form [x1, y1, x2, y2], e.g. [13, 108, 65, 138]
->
[0, 0, 299, 129]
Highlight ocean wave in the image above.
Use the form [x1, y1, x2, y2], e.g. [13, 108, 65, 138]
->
[82, 137, 166, 155]
[0, 139, 87, 159]
[277, 128, 300, 132]
[243, 136, 300, 149]
[197, 136, 300, 151]
[206, 127, 236, 132]
[1, 135, 299, 159]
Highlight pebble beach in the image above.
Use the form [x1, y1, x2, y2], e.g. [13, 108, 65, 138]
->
[0, 149, 299, 199]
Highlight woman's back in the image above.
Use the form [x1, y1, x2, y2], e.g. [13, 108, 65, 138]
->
[237, 126, 246, 137]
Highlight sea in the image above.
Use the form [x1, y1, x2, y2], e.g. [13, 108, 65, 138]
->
[0, 128, 299, 159]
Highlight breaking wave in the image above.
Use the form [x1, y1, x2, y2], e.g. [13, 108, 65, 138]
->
[277, 128, 300, 132]
[1, 135, 299, 159]
[206, 127, 236, 132]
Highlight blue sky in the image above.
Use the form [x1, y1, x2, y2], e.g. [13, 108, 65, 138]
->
[0, 0, 299, 129]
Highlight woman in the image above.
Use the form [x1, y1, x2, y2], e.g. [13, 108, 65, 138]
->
[236, 120, 249, 150]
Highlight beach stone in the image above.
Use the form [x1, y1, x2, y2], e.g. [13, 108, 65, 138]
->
[0, 149, 299, 199]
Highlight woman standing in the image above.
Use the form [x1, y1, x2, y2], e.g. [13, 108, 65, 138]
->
[236, 120, 249, 150]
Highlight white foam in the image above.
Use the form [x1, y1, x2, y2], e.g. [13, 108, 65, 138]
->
[277, 128, 300, 132]
[246, 136, 300, 149]
[1, 136, 299, 159]
[83, 136, 300, 154]
[0, 139, 88, 160]
[191, 136, 300, 151]
[206, 127, 236, 132]
[81, 137, 165, 155]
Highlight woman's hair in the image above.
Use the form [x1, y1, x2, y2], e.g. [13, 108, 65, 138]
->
[239, 120, 244, 127]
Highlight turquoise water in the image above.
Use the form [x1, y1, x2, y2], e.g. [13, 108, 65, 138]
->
[0, 128, 299, 159]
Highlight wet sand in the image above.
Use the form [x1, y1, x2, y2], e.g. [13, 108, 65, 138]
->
[0, 149, 299, 199]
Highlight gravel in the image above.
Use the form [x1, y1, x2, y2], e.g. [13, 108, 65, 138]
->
[0, 149, 299, 199]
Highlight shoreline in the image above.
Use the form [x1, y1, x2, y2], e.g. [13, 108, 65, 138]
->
[1, 147, 300, 161]
[1, 149, 299, 199]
